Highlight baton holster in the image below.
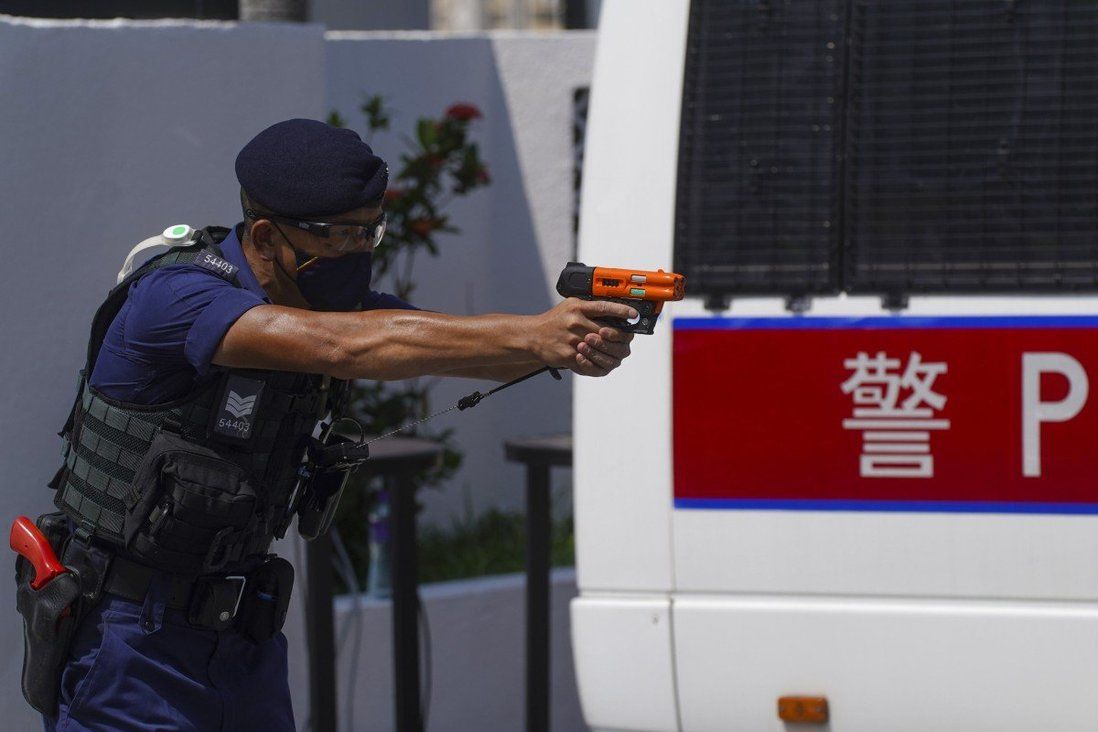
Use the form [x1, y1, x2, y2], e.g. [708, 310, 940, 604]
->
[14, 513, 110, 716]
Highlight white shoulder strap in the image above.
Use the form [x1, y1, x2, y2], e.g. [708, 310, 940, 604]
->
[116, 225, 195, 284]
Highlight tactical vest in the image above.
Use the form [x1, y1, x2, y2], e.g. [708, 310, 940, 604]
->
[50, 227, 348, 575]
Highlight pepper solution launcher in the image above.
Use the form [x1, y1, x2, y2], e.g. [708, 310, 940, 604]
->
[556, 262, 686, 335]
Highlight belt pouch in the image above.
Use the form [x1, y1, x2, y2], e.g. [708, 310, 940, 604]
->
[236, 556, 294, 644]
[14, 513, 82, 717]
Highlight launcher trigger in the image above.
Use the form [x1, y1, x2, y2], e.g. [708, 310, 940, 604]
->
[596, 298, 661, 335]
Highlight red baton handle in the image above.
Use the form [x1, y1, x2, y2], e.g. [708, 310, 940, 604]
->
[10, 516, 67, 590]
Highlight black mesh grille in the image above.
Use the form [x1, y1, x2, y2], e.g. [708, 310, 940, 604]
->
[674, 0, 1098, 297]
[674, 0, 847, 297]
[844, 1, 1098, 293]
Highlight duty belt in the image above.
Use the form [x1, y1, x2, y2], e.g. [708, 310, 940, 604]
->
[104, 555, 258, 632]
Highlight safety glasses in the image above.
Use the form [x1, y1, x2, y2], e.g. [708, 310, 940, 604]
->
[246, 209, 387, 254]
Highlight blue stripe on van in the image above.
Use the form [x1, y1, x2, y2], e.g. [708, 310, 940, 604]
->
[674, 498, 1098, 514]
[673, 315, 1098, 330]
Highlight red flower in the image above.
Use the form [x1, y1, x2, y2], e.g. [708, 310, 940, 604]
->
[408, 218, 437, 237]
[475, 166, 491, 184]
[445, 103, 482, 121]
[426, 154, 445, 169]
[384, 188, 405, 204]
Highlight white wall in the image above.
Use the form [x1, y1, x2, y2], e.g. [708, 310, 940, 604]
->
[0, 16, 593, 730]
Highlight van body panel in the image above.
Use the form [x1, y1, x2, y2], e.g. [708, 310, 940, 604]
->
[571, 596, 680, 731]
[674, 595, 1098, 731]
[573, 0, 689, 593]
[673, 508, 1098, 601]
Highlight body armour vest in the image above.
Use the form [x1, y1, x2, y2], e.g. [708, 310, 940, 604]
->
[50, 227, 348, 575]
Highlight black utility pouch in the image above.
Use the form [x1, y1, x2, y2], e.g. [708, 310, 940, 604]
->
[236, 556, 294, 644]
[125, 430, 257, 575]
[14, 513, 81, 717]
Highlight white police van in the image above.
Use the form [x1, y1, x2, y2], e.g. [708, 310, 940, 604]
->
[571, 1, 1098, 730]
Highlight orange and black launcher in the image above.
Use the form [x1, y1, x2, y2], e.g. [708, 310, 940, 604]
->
[555, 262, 686, 335]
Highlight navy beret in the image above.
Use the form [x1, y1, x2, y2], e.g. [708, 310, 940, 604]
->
[235, 118, 388, 218]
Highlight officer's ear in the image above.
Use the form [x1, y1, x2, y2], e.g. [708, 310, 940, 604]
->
[248, 220, 280, 262]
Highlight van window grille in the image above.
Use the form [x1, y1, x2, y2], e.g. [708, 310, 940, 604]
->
[844, 1, 1098, 294]
[673, 0, 848, 297]
[674, 0, 1098, 299]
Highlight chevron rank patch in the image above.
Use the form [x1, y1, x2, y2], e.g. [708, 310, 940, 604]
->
[213, 375, 265, 441]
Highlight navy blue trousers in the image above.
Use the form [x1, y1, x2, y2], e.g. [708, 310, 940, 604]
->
[43, 583, 295, 732]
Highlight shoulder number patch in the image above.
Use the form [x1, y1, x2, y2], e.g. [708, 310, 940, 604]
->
[196, 252, 240, 280]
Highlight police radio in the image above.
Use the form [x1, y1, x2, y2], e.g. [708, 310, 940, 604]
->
[295, 429, 370, 540]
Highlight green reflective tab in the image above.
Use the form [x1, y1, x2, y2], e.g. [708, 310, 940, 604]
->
[630, 288, 646, 297]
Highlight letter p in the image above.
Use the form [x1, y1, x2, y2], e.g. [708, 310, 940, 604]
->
[1022, 353, 1088, 477]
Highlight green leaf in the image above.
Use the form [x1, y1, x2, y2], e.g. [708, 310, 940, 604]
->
[416, 119, 438, 150]
[360, 94, 390, 131]
[327, 110, 347, 128]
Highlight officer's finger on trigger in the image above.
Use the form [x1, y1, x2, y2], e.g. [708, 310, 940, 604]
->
[571, 313, 606, 337]
[581, 299, 638, 322]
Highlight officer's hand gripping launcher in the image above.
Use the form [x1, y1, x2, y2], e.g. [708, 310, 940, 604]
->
[555, 262, 685, 335]
[449, 262, 687, 412]
[334, 263, 687, 447]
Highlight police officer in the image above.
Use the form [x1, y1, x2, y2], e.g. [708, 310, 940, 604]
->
[32, 119, 635, 730]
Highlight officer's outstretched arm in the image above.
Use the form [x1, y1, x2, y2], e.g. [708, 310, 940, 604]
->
[212, 298, 637, 381]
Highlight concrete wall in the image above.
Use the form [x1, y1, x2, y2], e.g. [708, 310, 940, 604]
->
[0, 16, 326, 729]
[0, 16, 593, 730]
[333, 569, 583, 731]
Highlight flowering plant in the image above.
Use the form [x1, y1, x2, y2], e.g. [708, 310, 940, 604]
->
[327, 96, 492, 588]
[331, 97, 491, 301]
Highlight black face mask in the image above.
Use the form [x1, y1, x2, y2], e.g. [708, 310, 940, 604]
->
[271, 221, 374, 312]
[294, 249, 374, 312]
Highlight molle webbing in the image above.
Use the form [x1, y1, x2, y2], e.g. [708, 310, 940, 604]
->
[56, 384, 219, 543]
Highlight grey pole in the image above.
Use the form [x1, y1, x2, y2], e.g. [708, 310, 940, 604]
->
[239, 0, 307, 22]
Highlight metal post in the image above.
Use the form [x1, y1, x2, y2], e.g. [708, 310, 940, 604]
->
[563, 0, 589, 29]
[390, 474, 423, 732]
[305, 532, 338, 732]
[525, 464, 551, 732]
